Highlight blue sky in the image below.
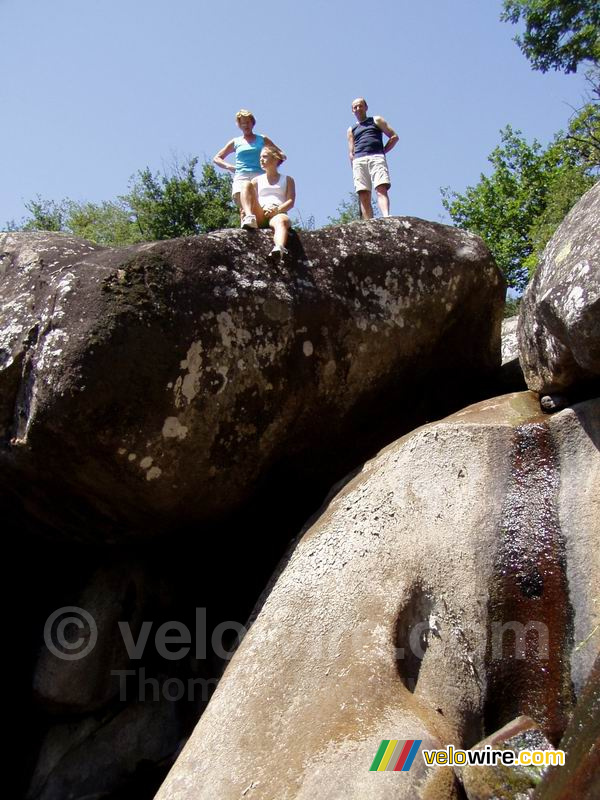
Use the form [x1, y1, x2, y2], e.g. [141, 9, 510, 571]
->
[0, 0, 591, 230]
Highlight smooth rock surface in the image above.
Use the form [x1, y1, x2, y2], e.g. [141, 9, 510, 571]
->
[518, 182, 600, 395]
[156, 393, 600, 800]
[0, 221, 503, 541]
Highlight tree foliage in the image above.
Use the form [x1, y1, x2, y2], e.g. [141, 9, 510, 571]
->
[20, 197, 69, 232]
[442, 119, 597, 290]
[127, 158, 238, 240]
[326, 192, 378, 225]
[501, 0, 600, 74]
[11, 158, 238, 245]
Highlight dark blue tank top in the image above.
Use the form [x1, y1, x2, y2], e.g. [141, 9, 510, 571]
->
[352, 117, 384, 157]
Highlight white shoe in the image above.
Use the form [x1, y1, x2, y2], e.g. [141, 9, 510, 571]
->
[241, 214, 257, 229]
[268, 245, 288, 262]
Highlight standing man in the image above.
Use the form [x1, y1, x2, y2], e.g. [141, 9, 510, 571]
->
[347, 97, 398, 218]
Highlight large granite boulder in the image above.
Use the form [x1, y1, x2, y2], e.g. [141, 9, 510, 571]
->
[0, 221, 503, 541]
[156, 393, 599, 800]
[499, 315, 525, 391]
[518, 182, 600, 396]
[32, 562, 155, 714]
[456, 716, 556, 799]
[27, 696, 182, 800]
[534, 658, 599, 800]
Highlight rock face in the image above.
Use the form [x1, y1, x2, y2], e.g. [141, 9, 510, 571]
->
[500, 315, 525, 392]
[27, 696, 182, 800]
[156, 393, 600, 800]
[534, 659, 599, 800]
[457, 716, 556, 800]
[518, 182, 600, 396]
[32, 563, 154, 714]
[0, 221, 503, 541]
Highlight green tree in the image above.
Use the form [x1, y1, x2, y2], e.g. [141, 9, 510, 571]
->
[501, 0, 600, 74]
[562, 75, 600, 168]
[13, 157, 239, 245]
[441, 124, 596, 290]
[67, 200, 142, 246]
[125, 157, 238, 240]
[327, 192, 378, 225]
[525, 157, 595, 275]
[20, 196, 69, 232]
[442, 126, 552, 290]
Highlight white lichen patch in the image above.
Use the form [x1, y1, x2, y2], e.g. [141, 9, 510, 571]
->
[0, 320, 25, 354]
[128, 453, 137, 461]
[175, 340, 204, 407]
[556, 242, 572, 264]
[303, 341, 314, 357]
[565, 285, 585, 312]
[217, 311, 252, 349]
[117, 448, 126, 455]
[433, 267, 443, 277]
[162, 417, 189, 440]
[146, 466, 162, 481]
[36, 329, 69, 371]
[139, 456, 153, 470]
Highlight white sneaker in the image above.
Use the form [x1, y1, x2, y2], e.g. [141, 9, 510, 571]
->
[241, 214, 257, 229]
[268, 245, 288, 262]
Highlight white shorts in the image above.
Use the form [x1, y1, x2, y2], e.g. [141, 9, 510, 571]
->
[352, 154, 391, 192]
[232, 171, 261, 200]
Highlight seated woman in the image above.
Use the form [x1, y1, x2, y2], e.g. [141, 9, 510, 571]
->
[213, 109, 285, 229]
[249, 146, 296, 261]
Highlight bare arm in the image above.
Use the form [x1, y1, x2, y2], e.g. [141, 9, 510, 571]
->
[374, 116, 399, 154]
[213, 139, 236, 172]
[347, 126, 355, 163]
[263, 136, 287, 163]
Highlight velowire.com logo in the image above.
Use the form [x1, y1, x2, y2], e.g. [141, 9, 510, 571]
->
[369, 739, 423, 772]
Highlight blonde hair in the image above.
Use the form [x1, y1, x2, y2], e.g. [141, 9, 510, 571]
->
[261, 145, 284, 166]
[235, 109, 256, 125]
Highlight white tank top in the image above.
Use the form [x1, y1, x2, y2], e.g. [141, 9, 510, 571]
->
[256, 173, 288, 207]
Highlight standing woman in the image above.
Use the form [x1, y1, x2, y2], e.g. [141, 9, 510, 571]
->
[213, 109, 286, 228]
[250, 146, 295, 261]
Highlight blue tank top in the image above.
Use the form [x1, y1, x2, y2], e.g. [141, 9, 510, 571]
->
[234, 134, 265, 174]
[352, 117, 384, 157]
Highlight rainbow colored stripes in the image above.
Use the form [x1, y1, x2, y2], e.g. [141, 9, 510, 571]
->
[369, 739, 423, 772]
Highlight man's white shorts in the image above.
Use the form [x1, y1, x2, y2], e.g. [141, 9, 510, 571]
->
[232, 171, 261, 200]
[352, 154, 391, 192]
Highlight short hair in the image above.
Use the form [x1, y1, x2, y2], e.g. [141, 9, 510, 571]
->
[235, 109, 256, 125]
[352, 97, 368, 109]
[261, 145, 284, 166]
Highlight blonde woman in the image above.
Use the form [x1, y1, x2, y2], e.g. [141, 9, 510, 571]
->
[248, 146, 296, 261]
[213, 109, 285, 228]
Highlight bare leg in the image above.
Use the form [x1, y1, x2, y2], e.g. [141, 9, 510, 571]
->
[233, 193, 244, 224]
[269, 214, 290, 249]
[239, 181, 260, 216]
[358, 190, 373, 219]
[375, 184, 391, 217]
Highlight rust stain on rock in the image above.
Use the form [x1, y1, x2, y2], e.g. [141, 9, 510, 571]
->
[485, 420, 575, 744]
